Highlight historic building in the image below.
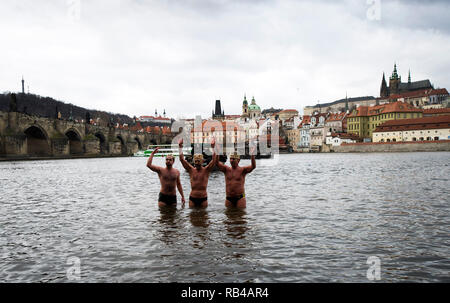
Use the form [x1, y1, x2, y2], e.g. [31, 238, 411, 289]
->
[347, 101, 423, 139]
[325, 132, 359, 146]
[248, 96, 261, 120]
[191, 120, 245, 149]
[372, 115, 450, 142]
[242, 95, 249, 118]
[212, 100, 225, 120]
[380, 64, 433, 97]
[325, 112, 348, 133]
[309, 113, 329, 151]
[298, 115, 311, 149]
[286, 126, 300, 151]
[241, 95, 262, 120]
[303, 96, 376, 116]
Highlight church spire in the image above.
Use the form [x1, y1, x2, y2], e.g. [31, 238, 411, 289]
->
[391, 63, 399, 79]
[380, 72, 388, 97]
[345, 92, 349, 112]
[408, 69, 411, 84]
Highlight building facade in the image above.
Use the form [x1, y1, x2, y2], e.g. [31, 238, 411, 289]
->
[372, 115, 450, 142]
[347, 101, 423, 139]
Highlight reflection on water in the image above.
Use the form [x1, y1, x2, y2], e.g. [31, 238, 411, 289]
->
[189, 208, 210, 228]
[155, 207, 182, 245]
[1, 153, 450, 282]
[224, 208, 248, 240]
[189, 209, 211, 250]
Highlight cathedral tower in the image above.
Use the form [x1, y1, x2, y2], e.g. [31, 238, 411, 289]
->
[242, 94, 249, 118]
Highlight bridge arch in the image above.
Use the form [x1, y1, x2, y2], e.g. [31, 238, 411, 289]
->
[24, 125, 51, 156]
[65, 128, 83, 155]
[134, 137, 143, 150]
[117, 135, 127, 155]
[94, 132, 107, 154]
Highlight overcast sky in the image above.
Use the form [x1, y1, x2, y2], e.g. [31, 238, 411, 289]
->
[1, 0, 449, 118]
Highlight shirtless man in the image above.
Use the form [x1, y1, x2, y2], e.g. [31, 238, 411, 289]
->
[216, 147, 256, 208]
[147, 147, 185, 207]
[178, 138, 217, 208]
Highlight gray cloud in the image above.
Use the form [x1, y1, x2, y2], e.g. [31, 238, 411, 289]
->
[0, 0, 449, 118]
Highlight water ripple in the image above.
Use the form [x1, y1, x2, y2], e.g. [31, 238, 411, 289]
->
[1, 152, 449, 282]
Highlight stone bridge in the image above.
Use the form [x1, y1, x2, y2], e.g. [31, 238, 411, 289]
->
[0, 111, 176, 158]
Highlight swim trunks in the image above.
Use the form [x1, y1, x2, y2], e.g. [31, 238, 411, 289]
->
[226, 193, 245, 206]
[189, 196, 208, 207]
[159, 192, 177, 206]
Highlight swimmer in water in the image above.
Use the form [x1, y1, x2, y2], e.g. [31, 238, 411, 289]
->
[147, 147, 185, 207]
[216, 146, 256, 208]
[178, 138, 217, 208]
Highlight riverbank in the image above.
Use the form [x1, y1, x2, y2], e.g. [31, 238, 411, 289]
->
[0, 154, 130, 162]
[290, 140, 450, 153]
[333, 140, 450, 153]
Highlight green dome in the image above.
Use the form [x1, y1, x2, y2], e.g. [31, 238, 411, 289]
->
[248, 104, 260, 111]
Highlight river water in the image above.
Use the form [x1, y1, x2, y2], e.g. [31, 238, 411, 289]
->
[1, 152, 449, 282]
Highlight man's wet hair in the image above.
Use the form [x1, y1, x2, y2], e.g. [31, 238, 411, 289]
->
[230, 152, 240, 160]
[193, 154, 204, 161]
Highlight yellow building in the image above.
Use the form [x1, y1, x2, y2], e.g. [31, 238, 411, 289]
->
[286, 127, 300, 150]
[347, 101, 423, 139]
[373, 115, 450, 142]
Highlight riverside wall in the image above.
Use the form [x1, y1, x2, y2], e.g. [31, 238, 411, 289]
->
[332, 140, 450, 153]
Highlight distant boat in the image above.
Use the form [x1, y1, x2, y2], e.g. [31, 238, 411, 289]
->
[133, 145, 192, 157]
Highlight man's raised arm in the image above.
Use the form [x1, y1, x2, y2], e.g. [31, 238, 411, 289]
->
[178, 139, 193, 171]
[216, 154, 227, 173]
[206, 137, 217, 172]
[243, 146, 256, 174]
[146, 147, 162, 173]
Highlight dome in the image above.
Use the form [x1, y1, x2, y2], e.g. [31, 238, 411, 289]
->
[248, 96, 260, 111]
[248, 104, 261, 111]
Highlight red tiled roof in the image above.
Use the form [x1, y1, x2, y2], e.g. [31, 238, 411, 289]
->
[390, 88, 449, 100]
[329, 132, 360, 140]
[326, 112, 347, 122]
[191, 120, 244, 133]
[423, 108, 450, 115]
[278, 109, 299, 114]
[154, 116, 171, 121]
[349, 101, 422, 117]
[349, 106, 369, 117]
[300, 115, 311, 125]
[374, 115, 450, 132]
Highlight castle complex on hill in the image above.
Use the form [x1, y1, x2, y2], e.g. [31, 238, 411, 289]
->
[380, 64, 433, 97]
